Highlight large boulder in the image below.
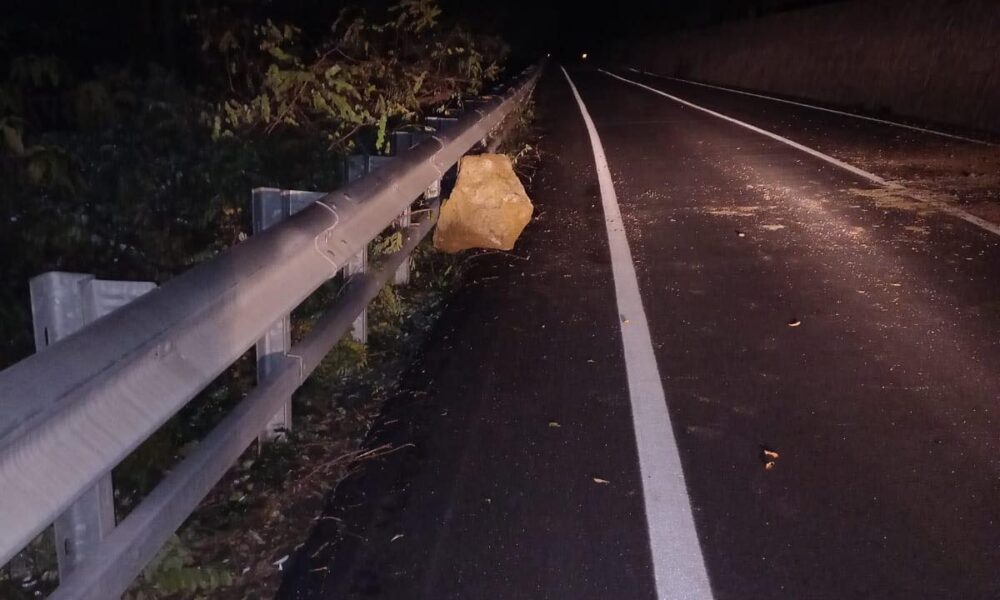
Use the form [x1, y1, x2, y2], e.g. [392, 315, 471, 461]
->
[433, 154, 533, 253]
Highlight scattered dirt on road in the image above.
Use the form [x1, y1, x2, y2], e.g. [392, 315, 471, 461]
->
[847, 142, 1000, 226]
[904, 225, 931, 236]
[848, 187, 939, 216]
[704, 205, 776, 217]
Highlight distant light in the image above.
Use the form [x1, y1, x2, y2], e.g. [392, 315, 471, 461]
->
[581, 52, 589, 60]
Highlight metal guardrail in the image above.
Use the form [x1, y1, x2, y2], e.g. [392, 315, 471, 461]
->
[0, 61, 543, 598]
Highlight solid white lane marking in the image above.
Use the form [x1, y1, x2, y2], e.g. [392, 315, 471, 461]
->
[922, 198, 1000, 238]
[561, 66, 714, 600]
[600, 69, 888, 185]
[603, 70, 1000, 239]
[637, 70, 996, 147]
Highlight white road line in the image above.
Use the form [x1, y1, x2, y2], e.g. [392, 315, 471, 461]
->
[561, 66, 715, 600]
[600, 69, 888, 186]
[923, 198, 1000, 238]
[602, 70, 1000, 239]
[635, 70, 996, 147]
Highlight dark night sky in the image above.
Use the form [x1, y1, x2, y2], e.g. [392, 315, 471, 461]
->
[448, 0, 842, 58]
[2, 0, 843, 67]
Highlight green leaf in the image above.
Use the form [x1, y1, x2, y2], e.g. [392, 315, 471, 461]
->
[266, 45, 293, 62]
[375, 113, 388, 152]
[411, 71, 427, 95]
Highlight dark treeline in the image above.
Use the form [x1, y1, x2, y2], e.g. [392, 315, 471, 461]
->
[0, 0, 509, 367]
[3, 1, 503, 79]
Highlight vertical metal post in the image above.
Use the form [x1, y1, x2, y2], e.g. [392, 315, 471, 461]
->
[393, 206, 412, 286]
[341, 156, 398, 343]
[425, 178, 442, 206]
[252, 187, 293, 442]
[29, 272, 154, 585]
[344, 136, 446, 290]
[345, 248, 368, 343]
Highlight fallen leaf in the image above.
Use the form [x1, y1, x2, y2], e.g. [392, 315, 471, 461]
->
[760, 446, 780, 470]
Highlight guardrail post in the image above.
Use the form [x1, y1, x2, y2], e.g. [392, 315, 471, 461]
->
[343, 155, 406, 342]
[29, 272, 154, 584]
[393, 207, 412, 286]
[425, 178, 442, 206]
[251, 188, 326, 443]
[385, 126, 451, 287]
[346, 249, 368, 343]
[252, 187, 293, 442]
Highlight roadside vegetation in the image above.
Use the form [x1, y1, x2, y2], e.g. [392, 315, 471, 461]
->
[0, 1, 526, 598]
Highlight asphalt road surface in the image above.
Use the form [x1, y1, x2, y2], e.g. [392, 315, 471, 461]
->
[280, 66, 1000, 599]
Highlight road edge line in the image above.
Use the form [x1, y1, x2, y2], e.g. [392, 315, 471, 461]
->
[600, 69, 888, 186]
[635, 70, 996, 148]
[602, 69, 1000, 239]
[561, 65, 715, 600]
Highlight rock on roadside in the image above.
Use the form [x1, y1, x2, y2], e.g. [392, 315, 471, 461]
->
[433, 153, 533, 253]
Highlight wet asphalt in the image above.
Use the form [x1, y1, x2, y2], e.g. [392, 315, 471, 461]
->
[279, 67, 1000, 599]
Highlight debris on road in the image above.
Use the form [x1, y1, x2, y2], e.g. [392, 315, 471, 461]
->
[548, 421, 561, 428]
[593, 477, 611, 485]
[787, 318, 802, 327]
[433, 153, 534, 252]
[761, 447, 780, 470]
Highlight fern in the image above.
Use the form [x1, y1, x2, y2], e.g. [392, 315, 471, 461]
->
[372, 231, 404, 256]
[132, 535, 233, 599]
